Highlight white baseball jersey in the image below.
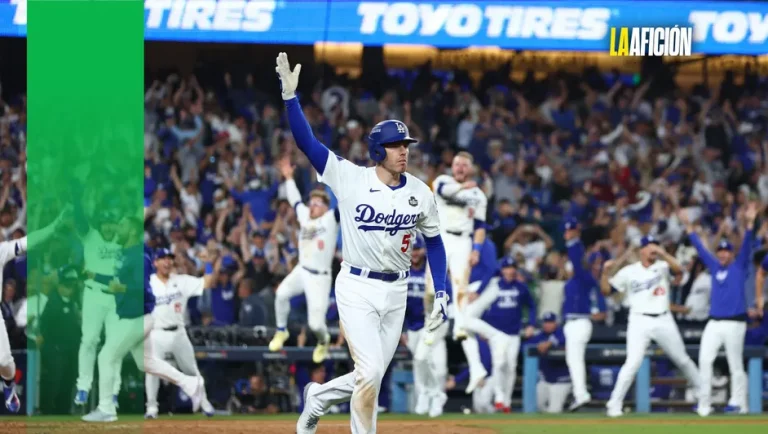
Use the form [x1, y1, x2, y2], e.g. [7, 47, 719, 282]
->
[318, 151, 440, 272]
[432, 174, 487, 234]
[284, 179, 338, 272]
[609, 260, 672, 315]
[0, 237, 26, 296]
[150, 273, 205, 329]
[82, 228, 122, 277]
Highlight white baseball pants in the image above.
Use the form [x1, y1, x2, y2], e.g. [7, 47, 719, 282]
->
[301, 268, 407, 434]
[563, 318, 592, 402]
[145, 327, 201, 413]
[607, 312, 700, 411]
[274, 266, 332, 341]
[0, 316, 15, 382]
[537, 381, 572, 413]
[697, 319, 747, 412]
[95, 315, 201, 415]
[77, 285, 122, 395]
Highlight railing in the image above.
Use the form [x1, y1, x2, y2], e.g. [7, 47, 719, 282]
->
[522, 344, 767, 414]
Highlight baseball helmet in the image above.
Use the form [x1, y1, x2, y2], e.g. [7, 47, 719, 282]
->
[367, 120, 417, 163]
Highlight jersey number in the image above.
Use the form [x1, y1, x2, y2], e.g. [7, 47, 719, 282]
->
[317, 240, 324, 250]
[401, 234, 411, 253]
[653, 287, 666, 296]
[174, 302, 182, 313]
[468, 208, 475, 218]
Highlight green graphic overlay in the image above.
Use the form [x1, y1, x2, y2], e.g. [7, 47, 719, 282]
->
[27, 0, 144, 416]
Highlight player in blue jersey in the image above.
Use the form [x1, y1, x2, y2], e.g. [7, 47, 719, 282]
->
[82, 216, 207, 422]
[680, 205, 757, 416]
[562, 218, 606, 411]
[402, 235, 449, 418]
[459, 238, 499, 394]
[528, 312, 571, 413]
[463, 257, 536, 412]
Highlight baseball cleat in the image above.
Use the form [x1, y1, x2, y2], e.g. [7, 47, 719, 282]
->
[568, 395, 591, 412]
[145, 406, 159, 419]
[296, 382, 320, 434]
[606, 405, 623, 418]
[414, 393, 430, 415]
[723, 405, 746, 414]
[429, 393, 448, 418]
[494, 402, 510, 414]
[453, 329, 468, 341]
[269, 330, 290, 352]
[694, 404, 711, 417]
[464, 368, 488, 394]
[201, 399, 215, 417]
[74, 389, 89, 406]
[3, 381, 20, 413]
[190, 376, 205, 413]
[312, 343, 329, 364]
[82, 409, 118, 423]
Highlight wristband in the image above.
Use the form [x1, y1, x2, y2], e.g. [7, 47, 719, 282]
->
[472, 243, 482, 252]
[204, 263, 214, 274]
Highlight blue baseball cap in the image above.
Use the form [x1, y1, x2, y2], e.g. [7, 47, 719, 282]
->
[154, 248, 174, 261]
[542, 312, 557, 322]
[640, 235, 659, 247]
[563, 217, 579, 231]
[500, 256, 517, 269]
[413, 235, 425, 250]
[716, 240, 733, 252]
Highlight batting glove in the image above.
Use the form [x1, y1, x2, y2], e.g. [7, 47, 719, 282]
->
[275, 52, 301, 101]
[426, 290, 449, 332]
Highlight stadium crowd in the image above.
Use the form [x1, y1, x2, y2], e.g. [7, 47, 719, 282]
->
[1, 60, 768, 414]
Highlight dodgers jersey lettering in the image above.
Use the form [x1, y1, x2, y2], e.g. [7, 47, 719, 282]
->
[285, 178, 338, 272]
[150, 273, 205, 329]
[483, 278, 537, 335]
[609, 260, 672, 315]
[83, 228, 122, 278]
[433, 174, 487, 234]
[319, 153, 440, 272]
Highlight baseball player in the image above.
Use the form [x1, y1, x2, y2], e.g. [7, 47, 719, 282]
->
[448, 337, 494, 414]
[276, 53, 449, 434]
[599, 235, 701, 418]
[562, 219, 607, 411]
[145, 248, 215, 419]
[461, 238, 499, 394]
[463, 257, 537, 412]
[681, 205, 757, 416]
[432, 152, 487, 340]
[529, 312, 571, 413]
[269, 158, 339, 363]
[72, 183, 125, 406]
[403, 235, 449, 418]
[82, 216, 207, 422]
[0, 211, 67, 413]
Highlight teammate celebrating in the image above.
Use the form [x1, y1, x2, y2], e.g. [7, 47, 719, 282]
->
[72, 182, 125, 406]
[268, 158, 339, 363]
[403, 235, 449, 418]
[432, 152, 488, 341]
[461, 238, 498, 394]
[145, 248, 215, 419]
[82, 217, 206, 422]
[463, 257, 537, 412]
[600, 235, 701, 418]
[562, 219, 606, 411]
[0, 209, 67, 413]
[529, 312, 571, 413]
[275, 52, 449, 434]
[680, 204, 757, 416]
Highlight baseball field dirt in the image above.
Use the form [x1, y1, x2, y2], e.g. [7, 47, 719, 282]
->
[2, 414, 768, 433]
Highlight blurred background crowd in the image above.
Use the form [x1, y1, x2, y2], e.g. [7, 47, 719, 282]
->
[2, 54, 768, 414]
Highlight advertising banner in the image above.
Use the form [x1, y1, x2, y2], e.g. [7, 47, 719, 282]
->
[2, 0, 768, 54]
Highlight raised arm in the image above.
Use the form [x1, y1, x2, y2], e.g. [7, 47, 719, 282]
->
[278, 157, 309, 224]
[679, 210, 719, 271]
[737, 203, 757, 267]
